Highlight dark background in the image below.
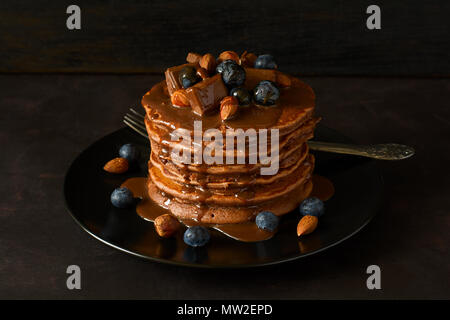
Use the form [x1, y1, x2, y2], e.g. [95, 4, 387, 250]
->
[0, 0, 449, 299]
[0, 0, 449, 75]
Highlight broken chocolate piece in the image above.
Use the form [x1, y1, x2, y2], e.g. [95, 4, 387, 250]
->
[186, 52, 202, 64]
[165, 63, 196, 96]
[244, 68, 277, 89]
[185, 74, 228, 116]
[244, 68, 291, 88]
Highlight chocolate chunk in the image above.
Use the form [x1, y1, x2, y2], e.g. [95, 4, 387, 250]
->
[244, 68, 291, 89]
[186, 52, 202, 64]
[165, 63, 196, 96]
[244, 68, 277, 89]
[186, 74, 228, 116]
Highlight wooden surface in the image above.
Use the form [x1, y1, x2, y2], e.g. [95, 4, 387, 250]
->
[0, 74, 449, 299]
[0, 0, 449, 75]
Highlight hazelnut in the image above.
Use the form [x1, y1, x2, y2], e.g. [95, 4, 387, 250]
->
[154, 214, 181, 238]
[240, 51, 257, 67]
[218, 50, 240, 63]
[196, 67, 209, 80]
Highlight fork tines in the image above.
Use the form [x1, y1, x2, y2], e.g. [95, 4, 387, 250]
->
[123, 107, 148, 138]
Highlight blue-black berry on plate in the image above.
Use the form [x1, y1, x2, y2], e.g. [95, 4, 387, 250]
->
[254, 54, 277, 69]
[230, 87, 252, 106]
[253, 80, 280, 105]
[255, 211, 279, 232]
[119, 143, 139, 162]
[178, 65, 200, 88]
[110, 187, 134, 208]
[183, 226, 210, 247]
[216, 59, 236, 74]
[299, 197, 325, 217]
[220, 62, 246, 88]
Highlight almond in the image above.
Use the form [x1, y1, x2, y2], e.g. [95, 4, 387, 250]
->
[196, 67, 209, 80]
[297, 215, 318, 237]
[199, 53, 216, 74]
[103, 157, 129, 174]
[240, 51, 257, 67]
[218, 50, 240, 63]
[154, 214, 181, 238]
[276, 72, 292, 88]
[186, 52, 202, 64]
[220, 96, 239, 121]
[171, 89, 190, 107]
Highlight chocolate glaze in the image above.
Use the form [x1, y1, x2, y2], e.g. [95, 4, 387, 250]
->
[140, 69, 320, 226]
[311, 175, 335, 201]
[142, 70, 315, 133]
[121, 175, 334, 242]
[121, 177, 274, 242]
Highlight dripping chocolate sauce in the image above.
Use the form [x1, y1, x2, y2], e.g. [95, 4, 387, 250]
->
[121, 175, 334, 243]
[131, 71, 324, 242]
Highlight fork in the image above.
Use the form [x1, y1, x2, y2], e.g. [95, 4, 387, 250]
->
[124, 108, 414, 160]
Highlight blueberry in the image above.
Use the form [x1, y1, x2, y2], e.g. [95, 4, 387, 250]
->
[183, 226, 210, 247]
[230, 87, 252, 106]
[255, 211, 279, 232]
[253, 80, 280, 105]
[119, 143, 139, 162]
[299, 197, 325, 217]
[254, 54, 277, 69]
[178, 66, 200, 88]
[220, 62, 246, 88]
[110, 187, 134, 208]
[216, 59, 237, 74]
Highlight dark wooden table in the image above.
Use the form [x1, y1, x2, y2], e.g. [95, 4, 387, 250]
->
[1, 74, 449, 299]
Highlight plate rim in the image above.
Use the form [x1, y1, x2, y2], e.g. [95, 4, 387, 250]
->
[63, 126, 383, 268]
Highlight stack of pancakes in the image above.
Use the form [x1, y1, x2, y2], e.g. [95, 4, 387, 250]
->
[142, 70, 319, 224]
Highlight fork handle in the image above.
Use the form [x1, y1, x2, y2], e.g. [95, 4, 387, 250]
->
[307, 141, 415, 160]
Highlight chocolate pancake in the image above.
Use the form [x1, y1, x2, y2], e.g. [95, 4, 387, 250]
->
[150, 143, 310, 188]
[144, 115, 318, 161]
[141, 68, 318, 224]
[149, 155, 314, 206]
[147, 177, 314, 224]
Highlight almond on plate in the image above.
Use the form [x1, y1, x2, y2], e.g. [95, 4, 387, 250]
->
[103, 157, 129, 174]
[297, 215, 318, 237]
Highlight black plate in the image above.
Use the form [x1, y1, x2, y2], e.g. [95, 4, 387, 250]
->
[64, 126, 383, 268]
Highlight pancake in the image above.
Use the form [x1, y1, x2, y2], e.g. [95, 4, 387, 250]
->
[149, 154, 314, 206]
[148, 177, 314, 224]
[141, 66, 319, 224]
[150, 143, 310, 188]
[144, 115, 319, 160]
